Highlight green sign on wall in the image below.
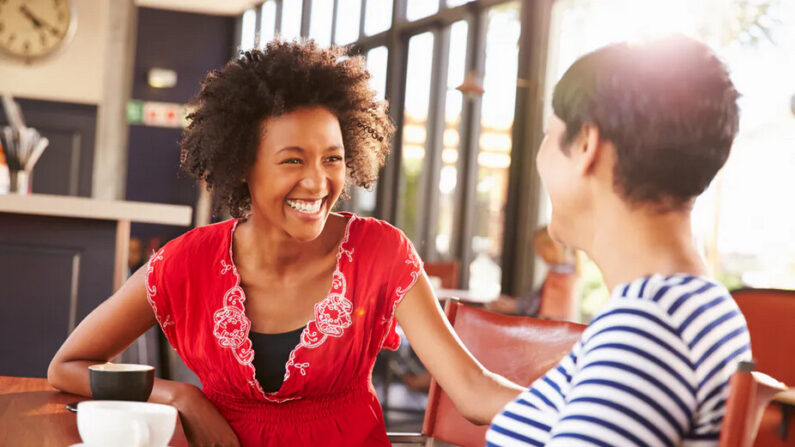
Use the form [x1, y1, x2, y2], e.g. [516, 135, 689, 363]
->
[126, 100, 143, 124]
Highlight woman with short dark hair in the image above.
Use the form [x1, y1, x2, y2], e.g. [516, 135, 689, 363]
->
[487, 35, 751, 446]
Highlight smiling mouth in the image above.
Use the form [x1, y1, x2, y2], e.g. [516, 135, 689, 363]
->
[286, 197, 325, 214]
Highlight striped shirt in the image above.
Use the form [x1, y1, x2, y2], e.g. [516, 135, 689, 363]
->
[486, 274, 751, 447]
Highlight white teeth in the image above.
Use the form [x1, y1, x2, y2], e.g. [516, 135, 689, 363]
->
[286, 199, 323, 214]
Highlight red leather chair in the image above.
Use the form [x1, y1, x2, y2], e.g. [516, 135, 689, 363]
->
[389, 300, 586, 446]
[423, 261, 461, 289]
[732, 288, 795, 446]
[720, 361, 787, 447]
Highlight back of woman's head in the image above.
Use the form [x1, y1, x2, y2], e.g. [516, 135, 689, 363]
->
[181, 39, 394, 217]
[552, 35, 740, 211]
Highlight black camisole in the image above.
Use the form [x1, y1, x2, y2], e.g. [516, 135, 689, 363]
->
[249, 326, 305, 393]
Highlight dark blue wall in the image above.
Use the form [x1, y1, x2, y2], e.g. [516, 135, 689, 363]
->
[126, 7, 235, 244]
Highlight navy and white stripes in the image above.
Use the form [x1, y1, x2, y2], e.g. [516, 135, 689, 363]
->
[486, 274, 751, 446]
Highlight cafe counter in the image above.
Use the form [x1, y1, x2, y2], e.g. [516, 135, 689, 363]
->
[0, 194, 192, 378]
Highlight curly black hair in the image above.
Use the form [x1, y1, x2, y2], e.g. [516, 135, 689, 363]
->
[181, 39, 395, 217]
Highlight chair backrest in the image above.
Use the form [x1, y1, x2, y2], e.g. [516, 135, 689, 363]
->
[422, 300, 586, 447]
[424, 261, 461, 289]
[719, 361, 787, 447]
[731, 289, 795, 386]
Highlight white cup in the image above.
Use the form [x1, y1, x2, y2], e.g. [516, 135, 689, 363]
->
[77, 400, 177, 447]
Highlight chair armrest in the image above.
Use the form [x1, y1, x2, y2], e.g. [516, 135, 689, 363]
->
[386, 432, 427, 444]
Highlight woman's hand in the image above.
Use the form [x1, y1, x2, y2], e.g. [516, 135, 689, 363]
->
[172, 383, 241, 447]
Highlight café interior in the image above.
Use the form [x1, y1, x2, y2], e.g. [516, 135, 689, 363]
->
[0, 0, 794, 446]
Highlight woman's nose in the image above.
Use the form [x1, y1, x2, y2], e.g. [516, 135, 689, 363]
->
[300, 162, 327, 192]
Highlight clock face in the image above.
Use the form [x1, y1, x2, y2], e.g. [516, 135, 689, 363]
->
[0, 0, 74, 60]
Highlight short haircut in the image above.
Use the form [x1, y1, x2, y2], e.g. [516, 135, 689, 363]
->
[552, 35, 740, 210]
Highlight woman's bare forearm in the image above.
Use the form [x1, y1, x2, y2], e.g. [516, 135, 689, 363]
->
[47, 358, 191, 406]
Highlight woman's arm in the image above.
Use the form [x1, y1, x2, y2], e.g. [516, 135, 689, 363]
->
[395, 274, 525, 424]
[47, 265, 241, 447]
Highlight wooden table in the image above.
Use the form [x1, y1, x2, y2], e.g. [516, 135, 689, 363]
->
[0, 376, 188, 447]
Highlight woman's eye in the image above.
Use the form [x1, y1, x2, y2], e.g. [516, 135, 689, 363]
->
[281, 158, 302, 165]
[327, 156, 343, 163]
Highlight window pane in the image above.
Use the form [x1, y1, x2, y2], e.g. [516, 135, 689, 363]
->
[398, 32, 435, 242]
[335, 0, 362, 45]
[469, 2, 520, 296]
[364, 0, 392, 35]
[366, 46, 388, 99]
[309, 0, 334, 47]
[240, 9, 257, 51]
[406, 0, 438, 22]
[281, 0, 303, 41]
[349, 45, 390, 217]
[436, 20, 468, 259]
[260, 1, 277, 46]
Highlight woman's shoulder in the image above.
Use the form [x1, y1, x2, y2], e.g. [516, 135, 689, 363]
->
[344, 212, 409, 244]
[155, 218, 235, 261]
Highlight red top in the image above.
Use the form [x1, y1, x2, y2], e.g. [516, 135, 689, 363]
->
[145, 213, 423, 446]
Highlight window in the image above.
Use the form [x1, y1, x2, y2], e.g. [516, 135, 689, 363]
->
[469, 2, 520, 296]
[309, 0, 334, 47]
[406, 0, 438, 22]
[364, 0, 392, 36]
[240, 8, 257, 51]
[398, 32, 435, 241]
[335, 0, 362, 45]
[260, 1, 277, 46]
[281, 0, 303, 41]
[435, 20, 469, 259]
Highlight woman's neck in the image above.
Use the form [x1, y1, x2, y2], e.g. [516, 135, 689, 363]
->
[236, 213, 342, 275]
[586, 201, 708, 292]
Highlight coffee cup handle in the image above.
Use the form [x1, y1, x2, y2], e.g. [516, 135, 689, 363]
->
[132, 419, 150, 447]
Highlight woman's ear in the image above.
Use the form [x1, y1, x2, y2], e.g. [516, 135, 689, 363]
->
[576, 123, 602, 176]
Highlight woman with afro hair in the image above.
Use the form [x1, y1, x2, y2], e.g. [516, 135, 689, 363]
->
[48, 40, 524, 446]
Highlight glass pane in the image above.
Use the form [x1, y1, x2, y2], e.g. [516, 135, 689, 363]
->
[335, 0, 362, 45]
[349, 46, 390, 217]
[240, 9, 257, 51]
[446, 0, 470, 7]
[398, 32, 435, 242]
[436, 20, 468, 259]
[469, 2, 520, 297]
[406, 0, 438, 22]
[364, 0, 392, 36]
[309, 0, 334, 47]
[281, 0, 304, 41]
[366, 46, 388, 99]
[260, 1, 277, 47]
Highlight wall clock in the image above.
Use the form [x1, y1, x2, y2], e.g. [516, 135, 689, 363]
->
[0, 0, 76, 62]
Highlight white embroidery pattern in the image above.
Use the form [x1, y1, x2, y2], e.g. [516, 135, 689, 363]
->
[284, 221, 355, 380]
[212, 216, 356, 403]
[220, 260, 232, 275]
[145, 248, 174, 328]
[381, 249, 422, 328]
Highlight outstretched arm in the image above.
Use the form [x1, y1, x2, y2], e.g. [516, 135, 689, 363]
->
[48, 265, 241, 447]
[395, 273, 525, 424]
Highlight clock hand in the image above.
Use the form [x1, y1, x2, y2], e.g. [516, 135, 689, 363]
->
[19, 5, 61, 36]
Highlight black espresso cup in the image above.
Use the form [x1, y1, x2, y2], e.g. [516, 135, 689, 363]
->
[88, 363, 155, 401]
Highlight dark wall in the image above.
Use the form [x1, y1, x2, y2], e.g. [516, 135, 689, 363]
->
[125, 7, 235, 243]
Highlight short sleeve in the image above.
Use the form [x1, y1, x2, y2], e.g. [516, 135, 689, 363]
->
[144, 245, 178, 349]
[380, 226, 424, 351]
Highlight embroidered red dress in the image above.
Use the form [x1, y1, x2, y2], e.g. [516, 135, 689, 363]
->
[145, 213, 422, 446]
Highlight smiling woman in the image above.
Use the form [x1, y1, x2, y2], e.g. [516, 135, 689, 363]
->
[47, 39, 525, 447]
